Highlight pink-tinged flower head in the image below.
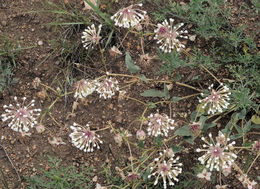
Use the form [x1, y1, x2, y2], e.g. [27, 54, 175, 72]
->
[189, 122, 202, 135]
[1, 96, 41, 133]
[73, 79, 97, 98]
[96, 77, 119, 99]
[69, 122, 103, 152]
[126, 172, 140, 182]
[199, 83, 231, 115]
[111, 4, 147, 28]
[147, 113, 175, 137]
[82, 24, 102, 50]
[154, 18, 188, 53]
[148, 150, 182, 189]
[196, 132, 237, 172]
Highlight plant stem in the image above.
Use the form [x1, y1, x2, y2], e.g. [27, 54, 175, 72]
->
[125, 96, 147, 106]
[175, 81, 202, 92]
[200, 65, 221, 84]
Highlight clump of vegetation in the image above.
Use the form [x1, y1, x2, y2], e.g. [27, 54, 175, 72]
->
[25, 156, 93, 189]
[0, 35, 20, 92]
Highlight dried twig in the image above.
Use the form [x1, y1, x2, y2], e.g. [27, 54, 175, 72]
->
[0, 167, 9, 189]
[0, 143, 21, 182]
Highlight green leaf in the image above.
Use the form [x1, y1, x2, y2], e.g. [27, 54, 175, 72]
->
[243, 141, 253, 147]
[146, 102, 156, 108]
[164, 84, 170, 99]
[142, 168, 150, 182]
[251, 114, 260, 124]
[139, 74, 147, 83]
[199, 115, 207, 123]
[222, 122, 232, 135]
[104, 30, 114, 49]
[197, 103, 205, 114]
[175, 125, 192, 136]
[243, 120, 252, 133]
[172, 96, 182, 103]
[202, 123, 217, 131]
[251, 124, 260, 129]
[234, 124, 243, 134]
[154, 136, 162, 147]
[230, 133, 243, 140]
[190, 111, 198, 122]
[125, 52, 140, 74]
[141, 89, 166, 98]
[138, 140, 144, 148]
[237, 109, 247, 119]
[171, 145, 184, 153]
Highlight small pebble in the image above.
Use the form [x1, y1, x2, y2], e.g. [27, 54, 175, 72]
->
[1, 20, 7, 26]
[38, 40, 43, 46]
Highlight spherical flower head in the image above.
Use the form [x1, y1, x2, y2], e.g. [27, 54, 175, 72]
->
[199, 83, 231, 115]
[96, 77, 120, 99]
[197, 168, 211, 181]
[147, 113, 175, 137]
[35, 124, 45, 133]
[73, 79, 97, 98]
[1, 96, 41, 133]
[136, 129, 146, 140]
[154, 18, 188, 53]
[148, 150, 182, 189]
[111, 4, 147, 28]
[126, 172, 140, 183]
[69, 122, 103, 152]
[196, 132, 237, 172]
[81, 24, 102, 50]
[189, 122, 202, 135]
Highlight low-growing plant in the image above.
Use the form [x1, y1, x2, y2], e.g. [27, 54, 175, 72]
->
[25, 156, 94, 189]
[0, 35, 20, 92]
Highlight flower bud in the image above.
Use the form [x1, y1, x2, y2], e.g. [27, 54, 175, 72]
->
[35, 124, 45, 133]
[136, 130, 146, 140]
[165, 148, 174, 158]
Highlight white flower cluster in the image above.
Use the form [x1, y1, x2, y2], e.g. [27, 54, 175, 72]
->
[148, 149, 182, 189]
[73, 77, 120, 99]
[82, 24, 102, 50]
[199, 83, 231, 115]
[96, 77, 120, 99]
[73, 79, 98, 98]
[154, 18, 188, 53]
[69, 122, 103, 152]
[147, 113, 175, 137]
[1, 97, 41, 133]
[111, 4, 147, 28]
[196, 132, 237, 172]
